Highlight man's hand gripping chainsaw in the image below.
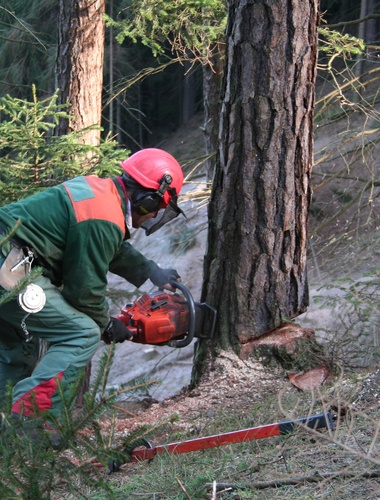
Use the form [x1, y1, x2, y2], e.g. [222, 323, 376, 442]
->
[102, 281, 217, 348]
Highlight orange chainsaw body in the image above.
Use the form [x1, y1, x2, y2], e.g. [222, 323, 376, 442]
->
[116, 291, 191, 345]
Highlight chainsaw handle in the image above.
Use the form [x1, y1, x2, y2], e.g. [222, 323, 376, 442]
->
[171, 280, 196, 348]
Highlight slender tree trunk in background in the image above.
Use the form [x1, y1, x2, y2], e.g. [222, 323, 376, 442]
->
[55, 0, 105, 403]
[55, 0, 105, 146]
[355, 0, 379, 77]
[192, 0, 319, 383]
[356, 0, 368, 78]
[108, 0, 114, 136]
[365, 0, 379, 45]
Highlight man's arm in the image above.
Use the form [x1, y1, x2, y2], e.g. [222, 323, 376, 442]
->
[109, 242, 180, 291]
[109, 241, 159, 287]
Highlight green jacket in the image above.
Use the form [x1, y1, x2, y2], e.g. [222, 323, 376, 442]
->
[0, 176, 159, 328]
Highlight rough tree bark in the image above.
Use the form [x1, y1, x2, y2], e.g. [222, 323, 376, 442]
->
[203, 53, 224, 181]
[55, 0, 105, 146]
[192, 0, 319, 382]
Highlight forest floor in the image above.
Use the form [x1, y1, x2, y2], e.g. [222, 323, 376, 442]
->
[82, 105, 380, 498]
[86, 351, 380, 499]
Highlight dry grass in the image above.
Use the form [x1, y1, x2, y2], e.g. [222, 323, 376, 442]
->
[61, 356, 380, 500]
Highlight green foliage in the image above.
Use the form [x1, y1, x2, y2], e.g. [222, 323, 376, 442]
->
[105, 0, 227, 63]
[0, 85, 128, 205]
[0, 346, 176, 499]
[319, 26, 365, 57]
[0, 1, 58, 97]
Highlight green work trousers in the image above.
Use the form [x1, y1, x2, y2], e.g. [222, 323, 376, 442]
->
[0, 273, 101, 419]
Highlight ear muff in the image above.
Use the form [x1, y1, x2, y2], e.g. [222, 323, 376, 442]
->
[133, 191, 162, 215]
[132, 174, 173, 216]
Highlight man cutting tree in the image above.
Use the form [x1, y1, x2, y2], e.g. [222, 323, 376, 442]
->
[0, 148, 185, 437]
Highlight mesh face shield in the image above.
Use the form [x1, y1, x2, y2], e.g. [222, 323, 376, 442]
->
[141, 195, 186, 235]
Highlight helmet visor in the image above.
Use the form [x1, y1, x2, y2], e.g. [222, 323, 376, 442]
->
[141, 196, 186, 236]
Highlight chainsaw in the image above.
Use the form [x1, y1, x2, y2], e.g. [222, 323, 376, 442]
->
[115, 281, 217, 348]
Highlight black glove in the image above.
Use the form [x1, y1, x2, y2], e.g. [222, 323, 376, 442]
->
[150, 267, 180, 288]
[102, 317, 133, 344]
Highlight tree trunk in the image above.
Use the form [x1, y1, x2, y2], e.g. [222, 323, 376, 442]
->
[55, 0, 105, 404]
[355, 0, 368, 78]
[203, 51, 224, 182]
[365, 0, 379, 45]
[192, 0, 319, 382]
[55, 0, 105, 146]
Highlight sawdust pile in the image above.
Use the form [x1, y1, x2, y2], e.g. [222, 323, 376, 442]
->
[113, 351, 285, 438]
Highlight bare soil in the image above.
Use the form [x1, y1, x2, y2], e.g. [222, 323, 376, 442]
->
[113, 352, 285, 435]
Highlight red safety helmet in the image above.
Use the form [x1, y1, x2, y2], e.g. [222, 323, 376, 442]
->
[120, 148, 184, 208]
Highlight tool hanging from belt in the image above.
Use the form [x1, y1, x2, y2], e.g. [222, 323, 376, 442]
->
[0, 236, 46, 340]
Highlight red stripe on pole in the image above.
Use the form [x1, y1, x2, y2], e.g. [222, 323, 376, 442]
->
[129, 422, 281, 462]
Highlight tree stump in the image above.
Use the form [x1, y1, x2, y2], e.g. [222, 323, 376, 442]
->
[240, 323, 326, 373]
